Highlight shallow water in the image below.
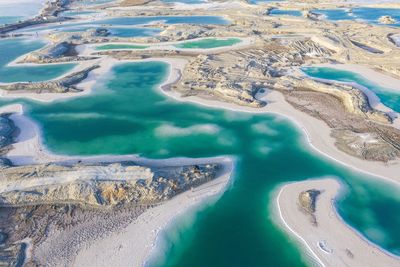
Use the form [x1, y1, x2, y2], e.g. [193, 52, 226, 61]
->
[302, 67, 400, 113]
[312, 8, 400, 27]
[269, 9, 302, 17]
[1, 62, 400, 265]
[0, 16, 23, 25]
[175, 38, 241, 49]
[0, 38, 75, 83]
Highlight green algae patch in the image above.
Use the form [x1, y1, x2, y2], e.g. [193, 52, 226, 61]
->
[96, 44, 149, 50]
[175, 38, 242, 49]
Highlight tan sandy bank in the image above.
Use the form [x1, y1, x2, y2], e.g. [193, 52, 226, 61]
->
[274, 178, 400, 267]
[72, 160, 232, 267]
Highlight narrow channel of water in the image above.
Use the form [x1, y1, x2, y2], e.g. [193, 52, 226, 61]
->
[302, 67, 400, 113]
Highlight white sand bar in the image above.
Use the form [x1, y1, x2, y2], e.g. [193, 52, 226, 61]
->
[275, 178, 400, 267]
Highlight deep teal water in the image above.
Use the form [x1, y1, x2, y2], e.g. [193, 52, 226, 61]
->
[1, 62, 400, 265]
[0, 38, 75, 83]
[302, 67, 400, 113]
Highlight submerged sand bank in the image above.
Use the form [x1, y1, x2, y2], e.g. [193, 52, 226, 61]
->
[274, 178, 400, 267]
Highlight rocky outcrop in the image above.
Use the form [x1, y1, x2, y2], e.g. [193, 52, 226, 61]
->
[283, 86, 400, 162]
[378, 16, 396, 25]
[0, 65, 99, 93]
[350, 40, 384, 54]
[0, 114, 17, 165]
[298, 78, 392, 124]
[0, 159, 227, 266]
[299, 189, 321, 226]
[22, 41, 97, 63]
[0, 162, 220, 207]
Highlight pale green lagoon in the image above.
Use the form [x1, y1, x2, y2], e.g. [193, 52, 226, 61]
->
[1, 61, 400, 266]
[175, 38, 242, 49]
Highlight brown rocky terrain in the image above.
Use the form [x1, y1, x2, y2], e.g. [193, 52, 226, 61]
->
[0, 159, 226, 266]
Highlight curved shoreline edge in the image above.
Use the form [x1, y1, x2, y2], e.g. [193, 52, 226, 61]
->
[4, 56, 400, 184]
[74, 158, 234, 267]
[272, 178, 400, 267]
[2, 55, 400, 264]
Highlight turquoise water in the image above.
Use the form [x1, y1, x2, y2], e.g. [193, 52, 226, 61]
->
[1, 62, 400, 265]
[269, 9, 302, 17]
[0, 38, 75, 83]
[313, 8, 400, 27]
[175, 38, 241, 49]
[0, 16, 23, 25]
[302, 67, 400, 113]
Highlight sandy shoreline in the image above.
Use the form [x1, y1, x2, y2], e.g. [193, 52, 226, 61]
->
[3, 53, 400, 181]
[273, 178, 400, 267]
[1, 102, 234, 266]
[2, 32, 400, 266]
[153, 59, 400, 183]
[300, 63, 400, 127]
[73, 159, 233, 267]
[311, 63, 400, 91]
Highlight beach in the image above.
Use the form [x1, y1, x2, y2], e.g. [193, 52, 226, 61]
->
[73, 159, 232, 267]
[274, 178, 400, 267]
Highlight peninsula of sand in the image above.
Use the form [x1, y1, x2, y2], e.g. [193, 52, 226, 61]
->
[274, 178, 400, 267]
